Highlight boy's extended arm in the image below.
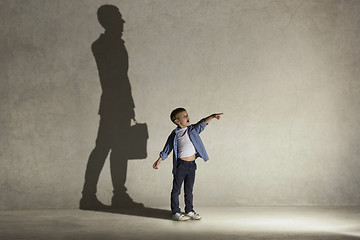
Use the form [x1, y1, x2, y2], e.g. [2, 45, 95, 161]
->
[192, 113, 223, 134]
[203, 113, 223, 124]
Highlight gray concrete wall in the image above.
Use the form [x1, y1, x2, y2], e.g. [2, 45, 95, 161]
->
[1, 0, 360, 209]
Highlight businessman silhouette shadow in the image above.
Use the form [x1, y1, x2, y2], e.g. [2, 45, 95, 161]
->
[80, 4, 148, 211]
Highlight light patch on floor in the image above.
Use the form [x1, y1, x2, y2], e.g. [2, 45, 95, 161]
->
[1, 206, 360, 240]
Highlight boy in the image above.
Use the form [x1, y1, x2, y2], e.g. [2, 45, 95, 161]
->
[153, 108, 223, 221]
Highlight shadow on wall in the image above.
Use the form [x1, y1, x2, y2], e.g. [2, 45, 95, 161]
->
[79, 5, 148, 210]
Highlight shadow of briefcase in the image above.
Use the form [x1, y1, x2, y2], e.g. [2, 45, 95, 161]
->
[126, 120, 148, 160]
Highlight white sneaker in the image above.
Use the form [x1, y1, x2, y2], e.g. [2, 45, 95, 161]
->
[172, 212, 191, 221]
[186, 211, 201, 220]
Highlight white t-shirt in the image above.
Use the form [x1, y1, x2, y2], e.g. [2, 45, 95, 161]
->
[177, 127, 196, 158]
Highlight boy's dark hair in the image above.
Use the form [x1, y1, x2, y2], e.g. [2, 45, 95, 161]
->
[170, 108, 186, 124]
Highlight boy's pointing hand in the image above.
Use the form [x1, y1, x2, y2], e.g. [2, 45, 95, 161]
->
[213, 113, 223, 120]
[204, 113, 223, 124]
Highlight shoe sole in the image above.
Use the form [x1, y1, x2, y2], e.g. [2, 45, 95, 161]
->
[172, 216, 191, 221]
[187, 215, 201, 220]
[174, 218, 190, 221]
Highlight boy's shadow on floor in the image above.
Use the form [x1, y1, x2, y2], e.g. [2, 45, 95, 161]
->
[90, 206, 172, 220]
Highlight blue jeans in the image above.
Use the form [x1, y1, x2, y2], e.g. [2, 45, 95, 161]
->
[171, 159, 197, 214]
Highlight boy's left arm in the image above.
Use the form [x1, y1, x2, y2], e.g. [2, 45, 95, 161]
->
[203, 113, 223, 124]
[192, 113, 223, 134]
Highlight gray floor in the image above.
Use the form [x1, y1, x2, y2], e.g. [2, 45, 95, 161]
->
[1, 206, 360, 240]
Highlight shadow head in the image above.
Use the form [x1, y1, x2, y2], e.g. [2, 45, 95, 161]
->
[97, 5, 125, 33]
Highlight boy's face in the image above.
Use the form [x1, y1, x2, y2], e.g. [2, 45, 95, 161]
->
[174, 111, 190, 128]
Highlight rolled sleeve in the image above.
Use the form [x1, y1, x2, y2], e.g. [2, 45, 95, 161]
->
[159, 132, 174, 160]
[192, 118, 208, 134]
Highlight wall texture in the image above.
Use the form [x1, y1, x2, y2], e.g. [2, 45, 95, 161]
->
[1, 0, 360, 209]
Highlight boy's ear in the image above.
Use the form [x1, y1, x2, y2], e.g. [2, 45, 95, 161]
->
[174, 119, 180, 125]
